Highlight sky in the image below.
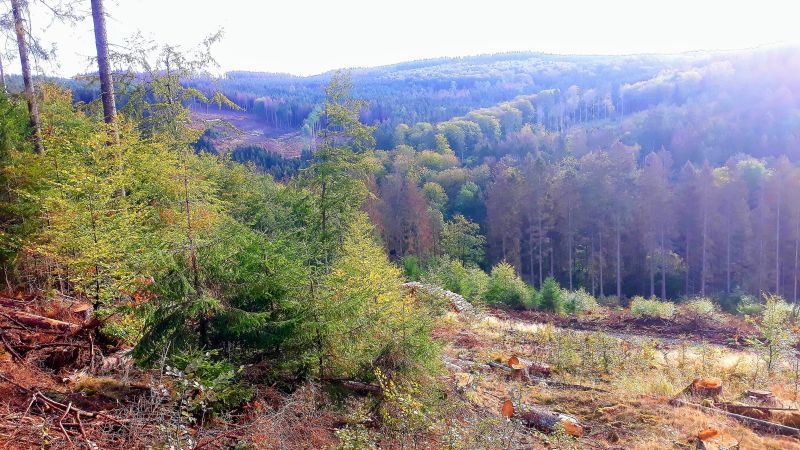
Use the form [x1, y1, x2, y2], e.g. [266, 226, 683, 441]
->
[9, 0, 800, 77]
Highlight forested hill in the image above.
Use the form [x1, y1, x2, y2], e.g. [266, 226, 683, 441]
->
[185, 51, 694, 128]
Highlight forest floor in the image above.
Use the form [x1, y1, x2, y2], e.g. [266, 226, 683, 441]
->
[1, 289, 800, 449]
[435, 303, 800, 449]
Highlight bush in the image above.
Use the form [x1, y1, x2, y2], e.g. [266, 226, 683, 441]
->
[630, 296, 676, 319]
[537, 277, 565, 313]
[736, 294, 765, 316]
[563, 288, 599, 314]
[167, 349, 253, 416]
[681, 297, 716, 318]
[421, 257, 488, 302]
[402, 255, 422, 281]
[483, 262, 531, 309]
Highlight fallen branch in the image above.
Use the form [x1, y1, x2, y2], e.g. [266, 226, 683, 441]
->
[673, 398, 800, 436]
[1, 310, 79, 333]
[324, 378, 381, 394]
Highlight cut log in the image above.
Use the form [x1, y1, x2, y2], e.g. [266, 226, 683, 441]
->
[697, 428, 720, 441]
[745, 389, 774, 400]
[507, 356, 552, 377]
[519, 405, 584, 437]
[689, 378, 723, 398]
[1, 310, 80, 333]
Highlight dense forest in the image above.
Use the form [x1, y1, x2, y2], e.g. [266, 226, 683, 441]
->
[183, 46, 800, 304]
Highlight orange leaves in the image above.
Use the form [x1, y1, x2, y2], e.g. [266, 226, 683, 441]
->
[501, 399, 514, 418]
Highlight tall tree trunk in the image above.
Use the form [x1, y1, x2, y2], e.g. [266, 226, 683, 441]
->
[0, 55, 6, 93]
[776, 190, 782, 295]
[726, 225, 732, 294]
[91, 0, 118, 139]
[660, 227, 667, 300]
[528, 214, 534, 284]
[599, 230, 605, 298]
[616, 221, 622, 300]
[685, 230, 691, 296]
[701, 204, 708, 296]
[10, 0, 43, 153]
[538, 214, 544, 287]
[794, 215, 799, 302]
[649, 254, 655, 297]
[567, 207, 573, 290]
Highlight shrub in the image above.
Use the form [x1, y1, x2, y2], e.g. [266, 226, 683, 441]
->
[748, 294, 799, 375]
[167, 349, 253, 416]
[563, 288, 599, 314]
[630, 296, 676, 319]
[402, 255, 422, 281]
[483, 262, 531, 309]
[681, 297, 716, 318]
[537, 277, 565, 313]
[421, 257, 488, 302]
[736, 294, 765, 316]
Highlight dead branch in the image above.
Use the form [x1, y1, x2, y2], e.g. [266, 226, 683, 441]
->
[1, 310, 79, 333]
[673, 398, 800, 436]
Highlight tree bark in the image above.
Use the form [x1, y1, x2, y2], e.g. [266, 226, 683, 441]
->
[616, 222, 622, 299]
[660, 227, 667, 300]
[776, 189, 782, 295]
[2, 310, 80, 333]
[0, 55, 6, 93]
[10, 0, 43, 153]
[91, 0, 118, 140]
[701, 202, 708, 296]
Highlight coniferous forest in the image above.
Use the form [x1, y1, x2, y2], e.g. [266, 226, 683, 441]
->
[3, 1, 800, 449]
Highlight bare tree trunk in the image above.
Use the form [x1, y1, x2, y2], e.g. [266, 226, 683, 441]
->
[10, 0, 43, 153]
[599, 230, 604, 298]
[528, 214, 534, 284]
[649, 254, 655, 297]
[701, 204, 708, 296]
[776, 190, 782, 295]
[685, 231, 690, 296]
[538, 214, 544, 287]
[726, 225, 732, 294]
[616, 221, 622, 299]
[0, 55, 6, 93]
[660, 227, 667, 300]
[91, 0, 118, 140]
[794, 215, 799, 302]
[567, 207, 574, 290]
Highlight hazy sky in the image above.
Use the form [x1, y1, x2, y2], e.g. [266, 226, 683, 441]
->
[10, 0, 800, 77]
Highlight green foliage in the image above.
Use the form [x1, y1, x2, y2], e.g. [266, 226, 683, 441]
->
[537, 277, 564, 313]
[440, 214, 485, 267]
[302, 71, 377, 264]
[313, 216, 439, 379]
[0, 91, 34, 274]
[736, 294, 765, 316]
[402, 255, 422, 280]
[167, 348, 253, 416]
[483, 262, 531, 309]
[681, 297, 716, 319]
[562, 288, 598, 314]
[747, 295, 799, 375]
[422, 257, 489, 302]
[630, 296, 676, 319]
[375, 369, 437, 447]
